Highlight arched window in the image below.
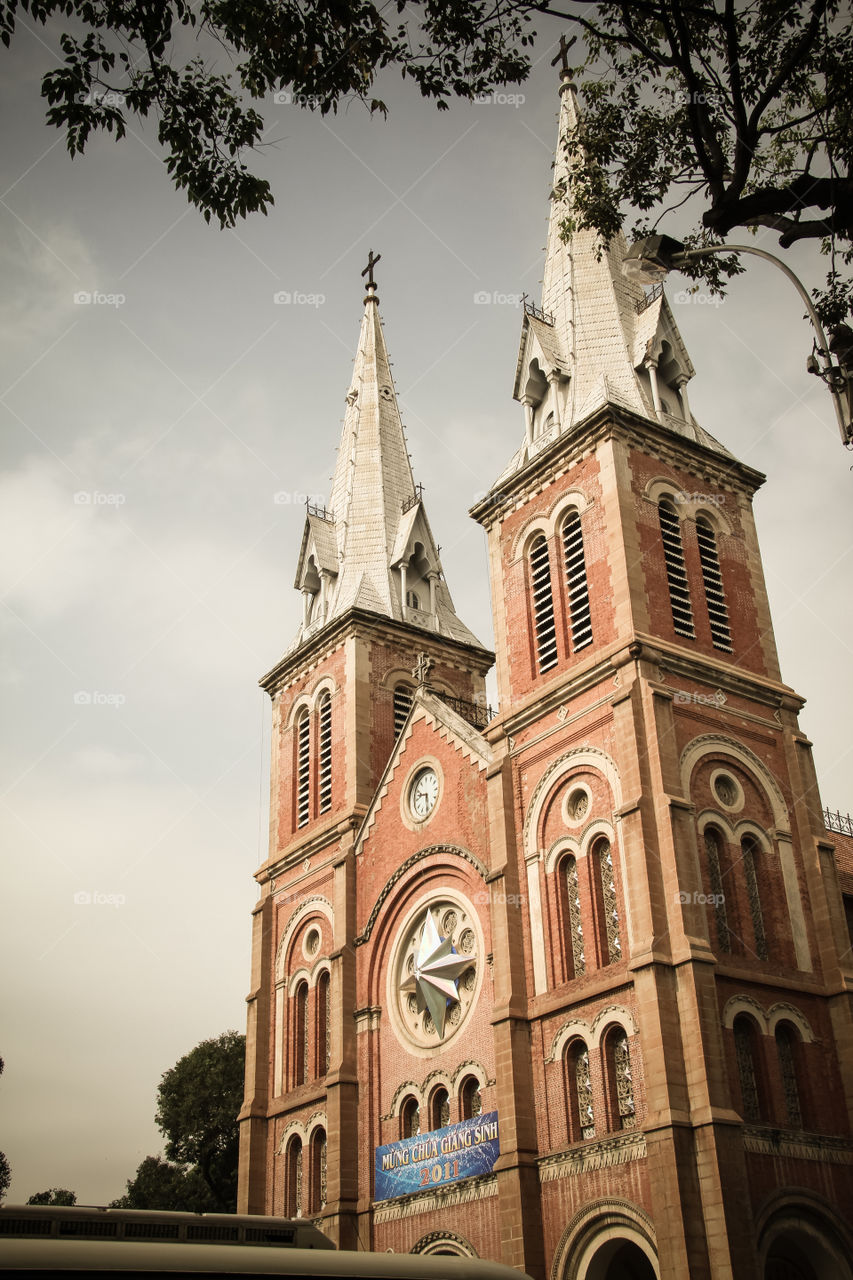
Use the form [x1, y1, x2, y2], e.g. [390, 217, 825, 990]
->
[565, 1040, 595, 1141]
[393, 683, 414, 738]
[658, 500, 695, 638]
[563, 854, 586, 978]
[459, 1076, 482, 1121]
[741, 835, 768, 960]
[430, 1087, 450, 1131]
[406, 590, 421, 609]
[401, 1096, 420, 1139]
[696, 517, 732, 650]
[703, 826, 730, 952]
[594, 838, 621, 964]
[317, 693, 332, 814]
[285, 1136, 302, 1218]
[733, 1015, 765, 1122]
[310, 1128, 327, 1214]
[294, 981, 309, 1086]
[296, 709, 310, 828]
[561, 511, 592, 650]
[605, 1028, 636, 1130]
[316, 971, 330, 1076]
[775, 1023, 804, 1129]
[529, 535, 558, 673]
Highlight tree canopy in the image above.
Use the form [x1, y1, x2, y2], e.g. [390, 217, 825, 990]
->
[26, 1188, 77, 1205]
[1, 1, 850, 322]
[110, 1156, 217, 1212]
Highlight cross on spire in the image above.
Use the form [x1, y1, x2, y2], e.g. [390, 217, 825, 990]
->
[412, 653, 434, 687]
[361, 249, 382, 291]
[551, 32, 577, 78]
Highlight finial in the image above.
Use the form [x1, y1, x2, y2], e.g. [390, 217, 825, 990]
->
[361, 248, 382, 302]
[551, 33, 577, 85]
[412, 652, 434, 688]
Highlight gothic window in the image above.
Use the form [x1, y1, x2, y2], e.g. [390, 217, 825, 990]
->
[529, 535, 558, 673]
[401, 1096, 420, 1139]
[733, 1015, 764, 1122]
[406, 590, 421, 609]
[561, 511, 593, 650]
[775, 1024, 804, 1129]
[294, 981, 309, 1086]
[316, 970, 330, 1076]
[565, 1040, 595, 1141]
[594, 838, 622, 963]
[285, 1136, 303, 1217]
[741, 835, 768, 960]
[430, 1087, 450, 1131]
[606, 1029, 636, 1130]
[310, 1128, 327, 1213]
[658, 500, 695, 638]
[296, 709, 310, 828]
[460, 1076, 482, 1120]
[696, 518, 732, 650]
[563, 855, 586, 978]
[393, 683, 414, 738]
[703, 827, 731, 952]
[317, 693, 332, 814]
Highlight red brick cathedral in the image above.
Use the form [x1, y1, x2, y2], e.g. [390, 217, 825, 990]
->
[238, 70, 853, 1280]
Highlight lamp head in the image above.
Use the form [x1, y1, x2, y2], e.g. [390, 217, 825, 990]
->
[622, 234, 688, 284]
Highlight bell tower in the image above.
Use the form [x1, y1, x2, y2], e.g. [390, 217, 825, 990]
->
[237, 261, 493, 1237]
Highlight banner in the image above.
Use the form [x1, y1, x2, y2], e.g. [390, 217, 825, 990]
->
[374, 1112, 499, 1203]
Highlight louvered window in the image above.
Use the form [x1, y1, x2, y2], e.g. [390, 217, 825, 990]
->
[296, 711, 310, 828]
[393, 684, 413, 738]
[658, 501, 695, 637]
[318, 694, 332, 814]
[530, 536, 558, 673]
[696, 518, 732, 650]
[562, 512, 592, 649]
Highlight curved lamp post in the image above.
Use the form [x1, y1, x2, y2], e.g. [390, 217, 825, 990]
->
[622, 234, 853, 448]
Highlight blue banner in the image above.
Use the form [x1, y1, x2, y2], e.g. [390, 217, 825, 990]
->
[374, 1112, 499, 1203]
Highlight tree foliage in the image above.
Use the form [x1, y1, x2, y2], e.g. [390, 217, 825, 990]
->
[0, 1151, 9, 1204]
[26, 1188, 77, 1205]
[110, 1155, 216, 1212]
[1, 1, 849, 320]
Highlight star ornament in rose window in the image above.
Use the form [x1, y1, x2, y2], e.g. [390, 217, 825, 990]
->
[400, 910, 472, 1038]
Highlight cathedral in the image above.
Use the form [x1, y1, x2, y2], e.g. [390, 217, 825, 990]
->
[237, 66, 853, 1280]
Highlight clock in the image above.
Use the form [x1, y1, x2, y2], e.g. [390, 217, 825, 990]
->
[410, 766, 439, 820]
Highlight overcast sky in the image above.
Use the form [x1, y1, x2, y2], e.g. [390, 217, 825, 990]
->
[1, 13, 851, 1207]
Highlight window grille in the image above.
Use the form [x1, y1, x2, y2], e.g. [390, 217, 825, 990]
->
[575, 1046, 595, 1139]
[564, 856, 585, 977]
[612, 1031, 636, 1129]
[311, 1130, 327, 1213]
[734, 1018, 761, 1121]
[294, 983, 309, 1086]
[318, 694, 332, 814]
[658, 502, 695, 637]
[597, 839, 621, 962]
[460, 1077, 482, 1120]
[562, 512, 593, 649]
[530, 536, 558, 672]
[296, 712, 310, 828]
[696, 518, 732, 650]
[703, 828, 730, 952]
[286, 1139, 303, 1217]
[401, 1097, 420, 1138]
[775, 1026, 803, 1128]
[317, 971, 330, 1075]
[405, 590, 421, 609]
[431, 1088, 450, 1130]
[393, 684, 413, 738]
[741, 836, 768, 960]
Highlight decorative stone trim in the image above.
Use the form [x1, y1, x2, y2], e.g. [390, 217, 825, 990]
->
[410, 1230, 478, 1257]
[356, 845, 488, 945]
[372, 1173, 498, 1222]
[743, 1127, 853, 1164]
[540, 1132, 646, 1181]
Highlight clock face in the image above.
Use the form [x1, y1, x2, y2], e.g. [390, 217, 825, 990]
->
[410, 767, 438, 819]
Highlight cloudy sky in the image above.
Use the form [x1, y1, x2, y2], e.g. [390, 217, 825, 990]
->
[1, 12, 851, 1206]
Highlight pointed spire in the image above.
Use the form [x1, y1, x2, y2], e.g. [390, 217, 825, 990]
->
[290, 261, 487, 653]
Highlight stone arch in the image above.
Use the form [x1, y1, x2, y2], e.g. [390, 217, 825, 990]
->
[551, 1199, 659, 1280]
[696, 808, 737, 841]
[356, 844, 488, 946]
[679, 735, 790, 834]
[591, 1006, 639, 1050]
[386, 1080, 425, 1119]
[733, 819, 774, 854]
[580, 820, 617, 857]
[722, 994, 770, 1034]
[276, 1118, 308, 1153]
[766, 1002, 814, 1043]
[544, 835, 582, 875]
[756, 1189, 853, 1280]
[524, 747, 622, 857]
[275, 896, 334, 982]
[512, 515, 554, 565]
[548, 1018, 594, 1064]
[548, 489, 594, 528]
[411, 1231, 478, 1257]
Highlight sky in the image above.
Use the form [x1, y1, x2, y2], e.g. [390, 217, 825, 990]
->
[1, 11, 851, 1207]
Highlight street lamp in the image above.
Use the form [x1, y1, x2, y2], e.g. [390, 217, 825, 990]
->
[622, 235, 853, 447]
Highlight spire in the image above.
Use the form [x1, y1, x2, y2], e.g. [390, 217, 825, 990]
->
[290, 257, 486, 653]
[501, 59, 732, 482]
